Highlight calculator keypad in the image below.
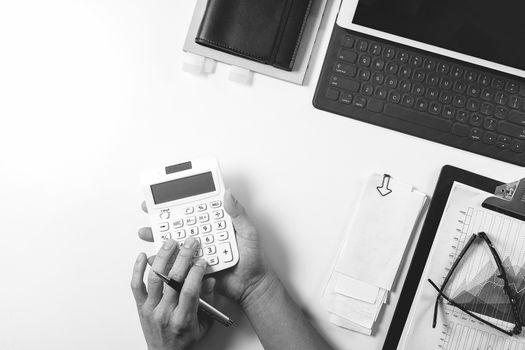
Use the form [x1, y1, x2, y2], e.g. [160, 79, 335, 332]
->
[156, 199, 234, 269]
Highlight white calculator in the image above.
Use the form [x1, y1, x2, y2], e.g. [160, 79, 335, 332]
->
[142, 157, 239, 274]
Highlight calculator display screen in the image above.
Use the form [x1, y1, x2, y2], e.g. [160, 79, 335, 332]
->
[151, 172, 216, 204]
[352, 0, 525, 71]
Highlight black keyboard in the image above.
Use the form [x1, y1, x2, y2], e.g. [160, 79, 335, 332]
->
[313, 25, 525, 166]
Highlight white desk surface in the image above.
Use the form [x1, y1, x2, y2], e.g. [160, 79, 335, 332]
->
[1, 1, 522, 350]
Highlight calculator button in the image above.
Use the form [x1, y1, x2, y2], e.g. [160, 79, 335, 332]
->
[207, 256, 219, 266]
[185, 216, 196, 226]
[193, 249, 203, 258]
[198, 213, 210, 223]
[174, 230, 186, 239]
[213, 220, 226, 231]
[212, 210, 224, 220]
[158, 222, 169, 232]
[161, 232, 172, 240]
[197, 204, 207, 212]
[200, 224, 212, 234]
[188, 227, 199, 236]
[173, 219, 184, 229]
[217, 232, 229, 241]
[195, 237, 201, 245]
[210, 200, 222, 209]
[205, 245, 217, 255]
[218, 242, 233, 263]
[159, 209, 170, 220]
[184, 207, 194, 215]
[203, 234, 214, 245]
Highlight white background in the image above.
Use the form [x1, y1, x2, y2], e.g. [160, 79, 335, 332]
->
[0, 1, 522, 350]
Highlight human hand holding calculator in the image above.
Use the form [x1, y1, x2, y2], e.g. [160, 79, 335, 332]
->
[142, 157, 239, 274]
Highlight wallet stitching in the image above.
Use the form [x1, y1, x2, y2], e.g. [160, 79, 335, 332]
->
[269, 0, 294, 65]
[195, 38, 268, 61]
[288, 0, 313, 68]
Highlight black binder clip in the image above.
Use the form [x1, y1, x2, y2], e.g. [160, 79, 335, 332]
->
[482, 179, 525, 221]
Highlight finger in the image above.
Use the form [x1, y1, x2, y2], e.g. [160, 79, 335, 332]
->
[138, 227, 154, 242]
[174, 259, 208, 322]
[224, 189, 259, 243]
[145, 239, 179, 307]
[141, 201, 148, 213]
[131, 253, 148, 307]
[201, 277, 216, 302]
[159, 237, 200, 307]
[147, 255, 156, 266]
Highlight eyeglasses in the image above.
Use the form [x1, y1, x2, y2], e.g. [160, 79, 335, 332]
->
[428, 232, 523, 336]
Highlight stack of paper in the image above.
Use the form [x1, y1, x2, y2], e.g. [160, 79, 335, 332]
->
[321, 174, 427, 335]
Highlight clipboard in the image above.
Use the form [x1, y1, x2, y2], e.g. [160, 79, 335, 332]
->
[383, 165, 506, 350]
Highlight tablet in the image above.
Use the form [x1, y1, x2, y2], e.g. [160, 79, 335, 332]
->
[384, 165, 502, 349]
[337, 0, 525, 79]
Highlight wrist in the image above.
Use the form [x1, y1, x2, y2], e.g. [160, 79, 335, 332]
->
[239, 272, 282, 311]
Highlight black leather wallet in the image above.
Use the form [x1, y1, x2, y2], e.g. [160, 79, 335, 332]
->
[195, 0, 313, 71]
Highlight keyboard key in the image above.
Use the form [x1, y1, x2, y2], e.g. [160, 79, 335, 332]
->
[399, 65, 412, 78]
[184, 207, 194, 215]
[465, 70, 477, 82]
[217, 232, 229, 241]
[451, 66, 464, 79]
[506, 81, 519, 94]
[367, 100, 384, 112]
[480, 103, 494, 116]
[213, 220, 226, 230]
[439, 91, 452, 104]
[429, 102, 443, 115]
[334, 62, 357, 77]
[174, 219, 185, 228]
[483, 132, 497, 145]
[372, 72, 385, 84]
[218, 242, 234, 263]
[210, 200, 222, 209]
[399, 80, 411, 92]
[397, 51, 409, 63]
[509, 96, 522, 110]
[452, 95, 466, 108]
[439, 77, 452, 89]
[383, 47, 395, 59]
[330, 76, 359, 92]
[159, 222, 169, 232]
[412, 84, 425, 96]
[198, 213, 210, 223]
[175, 230, 186, 239]
[478, 73, 491, 87]
[426, 87, 439, 100]
[456, 110, 469, 123]
[469, 114, 483, 127]
[197, 204, 207, 211]
[184, 216, 196, 226]
[495, 92, 508, 105]
[423, 58, 436, 71]
[499, 135, 512, 144]
[341, 35, 355, 48]
[497, 142, 510, 150]
[354, 95, 367, 108]
[388, 91, 401, 104]
[437, 62, 450, 74]
[492, 78, 505, 90]
[205, 245, 217, 255]
[193, 248, 203, 258]
[401, 94, 415, 107]
[498, 122, 525, 139]
[357, 39, 369, 51]
[369, 43, 382, 55]
[442, 106, 455, 119]
[452, 123, 469, 137]
[361, 83, 374, 95]
[467, 85, 481, 97]
[325, 88, 339, 101]
[338, 49, 358, 63]
[481, 89, 494, 101]
[203, 234, 214, 244]
[359, 55, 372, 67]
[466, 99, 480, 111]
[188, 227, 199, 236]
[340, 92, 353, 104]
[512, 140, 524, 153]
[374, 87, 388, 100]
[200, 224, 212, 234]
[509, 110, 525, 125]
[385, 76, 398, 88]
[206, 256, 219, 266]
[483, 117, 497, 131]
[495, 106, 508, 119]
[386, 62, 398, 74]
[413, 69, 426, 82]
[426, 73, 439, 86]
[469, 128, 483, 141]
[410, 55, 423, 67]
[453, 81, 467, 94]
[415, 98, 429, 111]
[358, 70, 371, 81]
[372, 59, 385, 70]
[384, 104, 452, 132]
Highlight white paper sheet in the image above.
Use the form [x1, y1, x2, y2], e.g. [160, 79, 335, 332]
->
[335, 275, 380, 304]
[401, 183, 525, 350]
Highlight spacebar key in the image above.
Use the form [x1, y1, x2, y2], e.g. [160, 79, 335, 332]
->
[384, 104, 452, 132]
